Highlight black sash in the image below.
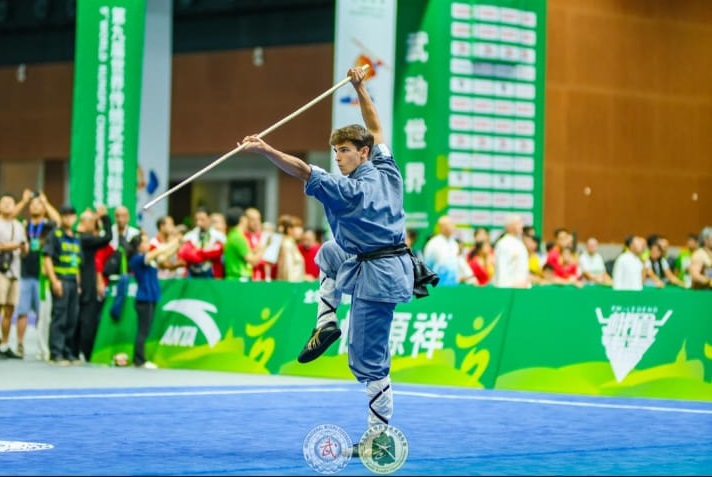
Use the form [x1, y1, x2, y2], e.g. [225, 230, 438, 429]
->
[356, 243, 409, 262]
[356, 243, 439, 299]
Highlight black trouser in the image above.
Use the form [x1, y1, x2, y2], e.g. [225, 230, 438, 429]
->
[49, 279, 80, 361]
[74, 296, 104, 361]
[134, 301, 155, 366]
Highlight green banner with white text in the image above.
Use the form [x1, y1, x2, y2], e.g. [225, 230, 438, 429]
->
[393, 0, 547, 248]
[92, 280, 712, 402]
[69, 0, 146, 218]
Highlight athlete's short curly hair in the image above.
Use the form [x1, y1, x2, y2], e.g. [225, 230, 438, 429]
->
[329, 124, 374, 152]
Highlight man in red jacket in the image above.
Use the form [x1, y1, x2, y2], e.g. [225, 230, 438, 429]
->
[178, 207, 225, 279]
[298, 227, 321, 281]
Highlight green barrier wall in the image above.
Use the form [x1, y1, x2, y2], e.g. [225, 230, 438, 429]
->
[92, 280, 712, 401]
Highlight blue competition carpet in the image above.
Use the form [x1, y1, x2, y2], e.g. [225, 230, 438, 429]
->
[2, 382, 711, 476]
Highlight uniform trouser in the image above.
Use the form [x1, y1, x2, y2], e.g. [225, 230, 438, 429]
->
[134, 301, 155, 366]
[74, 296, 104, 361]
[49, 279, 80, 361]
[316, 240, 396, 428]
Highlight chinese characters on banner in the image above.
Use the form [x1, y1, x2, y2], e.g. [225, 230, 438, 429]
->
[394, 0, 547, 247]
[69, 0, 146, 219]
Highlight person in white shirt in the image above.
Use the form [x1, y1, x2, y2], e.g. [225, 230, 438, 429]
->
[422, 215, 460, 286]
[612, 235, 645, 291]
[110, 205, 141, 252]
[492, 214, 530, 288]
[579, 236, 612, 286]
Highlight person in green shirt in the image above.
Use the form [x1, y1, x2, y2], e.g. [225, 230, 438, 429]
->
[223, 207, 264, 281]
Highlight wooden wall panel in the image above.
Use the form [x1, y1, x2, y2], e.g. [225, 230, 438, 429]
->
[43, 159, 67, 209]
[542, 88, 567, 166]
[660, 0, 712, 26]
[544, 6, 569, 85]
[564, 90, 614, 169]
[546, 0, 712, 243]
[697, 176, 712, 230]
[568, 12, 661, 93]
[170, 44, 334, 156]
[0, 63, 73, 160]
[542, 164, 565, 239]
[563, 166, 700, 244]
[609, 95, 657, 171]
[658, 23, 712, 98]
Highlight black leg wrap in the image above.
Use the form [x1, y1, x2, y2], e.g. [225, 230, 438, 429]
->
[369, 384, 391, 425]
[317, 297, 337, 321]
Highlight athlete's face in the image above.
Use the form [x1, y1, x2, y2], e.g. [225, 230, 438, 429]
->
[333, 141, 368, 176]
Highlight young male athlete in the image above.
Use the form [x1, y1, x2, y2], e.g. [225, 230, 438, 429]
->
[239, 66, 437, 446]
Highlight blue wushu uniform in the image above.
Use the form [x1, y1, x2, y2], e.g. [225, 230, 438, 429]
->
[305, 144, 414, 303]
[305, 143, 414, 383]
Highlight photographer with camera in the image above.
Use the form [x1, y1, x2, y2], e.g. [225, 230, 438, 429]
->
[0, 192, 30, 359]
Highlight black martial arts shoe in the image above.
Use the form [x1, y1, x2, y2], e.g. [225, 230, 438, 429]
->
[297, 322, 341, 363]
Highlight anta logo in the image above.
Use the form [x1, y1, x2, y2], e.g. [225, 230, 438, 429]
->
[159, 299, 222, 348]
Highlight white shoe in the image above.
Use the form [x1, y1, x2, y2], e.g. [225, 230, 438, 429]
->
[139, 361, 158, 369]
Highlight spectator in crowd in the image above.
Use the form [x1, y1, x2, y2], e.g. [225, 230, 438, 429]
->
[94, 242, 113, 303]
[456, 239, 477, 285]
[43, 205, 83, 365]
[473, 226, 491, 245]
[642, 234, 671, 266]
[0, 193, 28, 359]
[541, 262, 584, 288]
[542, 247, 584, 288]
[467, 240, 494, 286]
[275, 214, 306, 282]
[223, 207, 264, 281]
[101, 205, 141, 284]
[578, 236, 612, 286]
[673, 233, 699, 288]
[523, 233, 545, 285]
[423, 215, 460, 286]
[405, 228, 423, 260]
[179, 206, 225, 279]
[150, 215, 185, 279]
[644, 240, 686, 288]
[657, 235, 674, 270]
[492, 214, 530, 288]
[545, 227, 571, 277]
[689, 226, 712, 290]
[128, 231, 179, 369]
[557, 246, 582, 283]
[74, 205, 112, 362]
[110, 205, 141, 257]
[612, 235, 646, 291]
[11, 190, 60, 359]
[298, 227, 321, 281]
[523, 225, 536, 238]
[244, 207, 269, 281]
[210, 212, 227, 236]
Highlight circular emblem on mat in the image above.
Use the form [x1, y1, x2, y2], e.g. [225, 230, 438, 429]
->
[303, 424, 353, 474]
[0, 441, 54, 452]
[356, 424, 408, 475]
